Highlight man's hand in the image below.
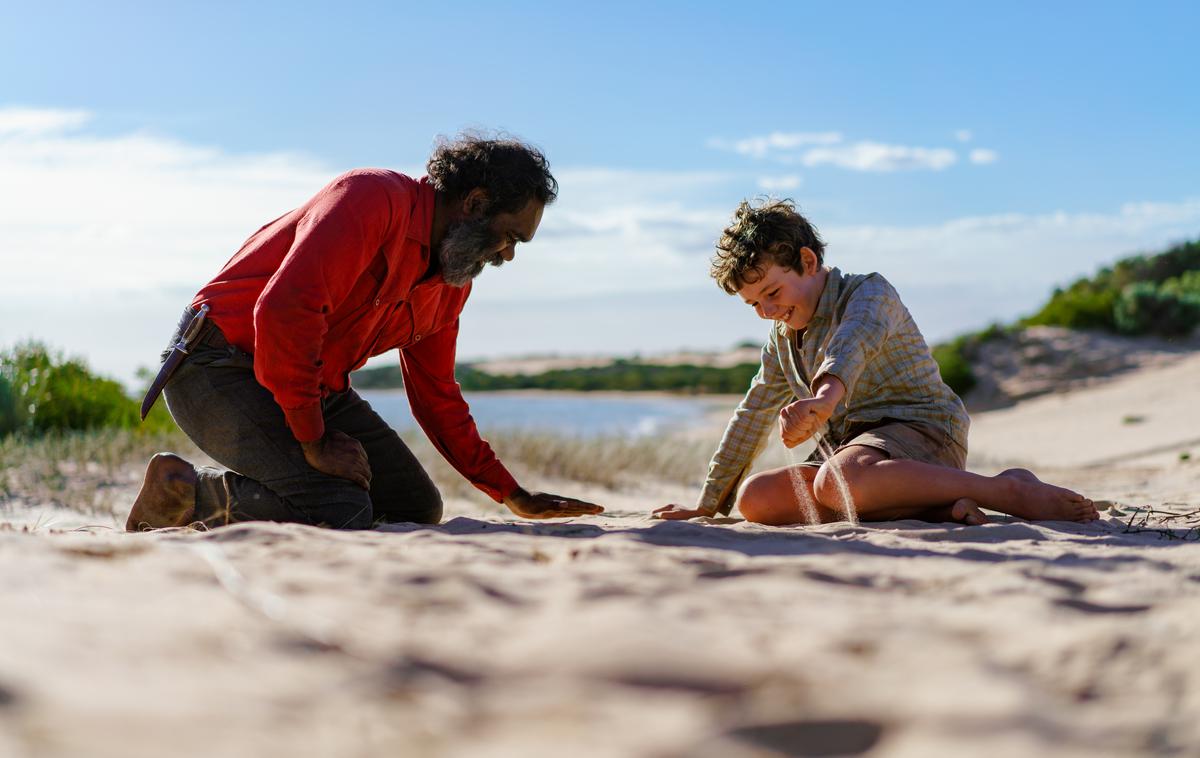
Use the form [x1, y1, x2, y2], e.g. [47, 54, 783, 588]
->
[504, 487, 604, 519]
[301, 430, 372, 490]
[779, 375, 847, 448]
[651, 503, 715, 520]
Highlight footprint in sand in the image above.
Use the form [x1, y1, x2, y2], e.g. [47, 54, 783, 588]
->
[725, 718, 885, 757]
[1055, 598, 1153, 615]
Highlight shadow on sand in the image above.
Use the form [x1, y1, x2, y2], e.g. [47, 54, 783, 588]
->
[349, 514, 1193, 571]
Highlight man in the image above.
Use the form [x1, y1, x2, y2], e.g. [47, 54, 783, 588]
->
[127, 134, 604, 531]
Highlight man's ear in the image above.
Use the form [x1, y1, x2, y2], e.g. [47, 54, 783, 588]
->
[462, 188, 490, 218]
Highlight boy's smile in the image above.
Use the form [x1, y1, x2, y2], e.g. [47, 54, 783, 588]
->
[736, 249, 828, 332]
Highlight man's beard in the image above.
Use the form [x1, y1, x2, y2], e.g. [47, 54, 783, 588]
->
[438, 217, 505, 287]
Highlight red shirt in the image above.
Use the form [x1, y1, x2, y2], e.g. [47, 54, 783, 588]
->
[192, 169, 518, 502]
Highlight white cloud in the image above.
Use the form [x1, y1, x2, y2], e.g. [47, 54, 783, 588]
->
[969, 148, 999, 165]
[0, 106, 91, 136]
[823, 198, 1200, 338]
[0, 106, 337, 296]
[801, 142, 958, 172]
[954, 129, 973, 143]
[0, 110, 739, 380]
[707, 131, 842, 159]
[1, 106, 1196, 384]
[710, 131, 960, 172]
[756, 174, 803, 191]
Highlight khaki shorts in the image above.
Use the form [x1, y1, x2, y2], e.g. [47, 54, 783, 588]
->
[801, 419, 967, 471]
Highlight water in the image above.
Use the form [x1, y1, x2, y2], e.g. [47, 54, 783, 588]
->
[359, 389, 714, 439]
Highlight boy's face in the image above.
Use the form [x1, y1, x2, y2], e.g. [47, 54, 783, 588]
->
[736, 248, 825, 331]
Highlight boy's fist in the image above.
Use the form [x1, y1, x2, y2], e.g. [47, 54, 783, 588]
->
[779, 397, 834, 448]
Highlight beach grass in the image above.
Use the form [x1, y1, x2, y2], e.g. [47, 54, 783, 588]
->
[0, 427, 201, 516]
[0, 426, 712, 516]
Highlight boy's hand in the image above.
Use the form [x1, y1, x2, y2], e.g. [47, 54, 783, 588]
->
[780, 374, 847, 448]
[651, 503, 715, 520]
[779, 397, 833, 447]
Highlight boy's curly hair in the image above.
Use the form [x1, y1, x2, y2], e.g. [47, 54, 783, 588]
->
[426, 131, 558, 215]
[710, 198, 826, 294]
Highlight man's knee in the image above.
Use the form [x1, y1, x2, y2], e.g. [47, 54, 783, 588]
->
[319, 496, 376, 530]
[280, 476, 376, 530]
[372, 481, 443, 526]
[405, 487, 443, 525]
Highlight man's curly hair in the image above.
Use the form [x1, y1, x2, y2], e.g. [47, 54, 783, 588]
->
[426, 132, 557, 216]
[710, 198, 826, 294]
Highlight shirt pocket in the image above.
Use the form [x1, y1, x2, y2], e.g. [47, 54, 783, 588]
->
[326, 254, 388, 342]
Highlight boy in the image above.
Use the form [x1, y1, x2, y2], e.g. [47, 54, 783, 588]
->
[653, 199, 1097, 525]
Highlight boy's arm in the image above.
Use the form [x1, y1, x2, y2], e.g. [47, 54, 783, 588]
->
[657, 334, 794, 519]
[778, 374, 846, 448]
[809, 274, 905, 406]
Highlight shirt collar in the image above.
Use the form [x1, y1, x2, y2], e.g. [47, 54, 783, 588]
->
[407, 176, 436, 247]
[808, 266, 843, 330]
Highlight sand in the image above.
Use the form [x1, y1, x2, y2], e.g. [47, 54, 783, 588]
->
[2, 355, 1199, 757]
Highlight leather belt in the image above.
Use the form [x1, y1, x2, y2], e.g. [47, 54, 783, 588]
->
[140, 304, 210, 420]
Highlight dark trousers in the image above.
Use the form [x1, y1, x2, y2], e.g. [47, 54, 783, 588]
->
[161, 312, 442, 530]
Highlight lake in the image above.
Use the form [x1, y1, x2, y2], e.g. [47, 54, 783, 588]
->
[359, 389, 724, 439]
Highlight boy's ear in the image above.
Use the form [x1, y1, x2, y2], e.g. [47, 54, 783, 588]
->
[799, 246, 817, 275]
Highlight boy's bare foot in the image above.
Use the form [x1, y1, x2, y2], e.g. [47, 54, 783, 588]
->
[989, 468, 1098, 523]
[126, 453, 197, 532]
[950, 498, 989, 525]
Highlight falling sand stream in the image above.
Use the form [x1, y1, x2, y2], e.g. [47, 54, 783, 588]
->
[784, 430, 860, 526]
[816, 436, 859, 525]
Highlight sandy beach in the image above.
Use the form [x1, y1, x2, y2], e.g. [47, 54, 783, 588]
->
[2, 353, 1199, 758]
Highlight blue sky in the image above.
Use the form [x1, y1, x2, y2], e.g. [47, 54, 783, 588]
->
[1, 1, 1198, 384]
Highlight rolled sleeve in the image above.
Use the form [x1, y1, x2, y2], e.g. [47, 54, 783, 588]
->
[400, 316, 519, 503]
[812, 274, 903, 403]
[697, 337, 794, 516]
[282, 403, 325, 444]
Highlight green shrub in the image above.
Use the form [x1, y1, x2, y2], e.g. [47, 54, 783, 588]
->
[1113, 282, 1200, 336]
[0, 341, 174, 437]
[1023, 283, 1118, 331]
[1161, 269, 1200, 298]
[932, 338, 976, 397]
[354, 360, 764, 394]
[0, 374, 16, 437]
[1023, 238, 1200, 334]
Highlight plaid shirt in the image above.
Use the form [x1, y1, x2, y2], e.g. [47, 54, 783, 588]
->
[698, 267, 970, 515]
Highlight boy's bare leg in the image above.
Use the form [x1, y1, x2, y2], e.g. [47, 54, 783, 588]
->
[737, 465, 835, 525]
[736, 464, 988, 525]
[813, 446, 1098, 523]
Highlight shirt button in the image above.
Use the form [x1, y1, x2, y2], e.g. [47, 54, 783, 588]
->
[374, 298, 381, 307]
[414, 334, 422, 341]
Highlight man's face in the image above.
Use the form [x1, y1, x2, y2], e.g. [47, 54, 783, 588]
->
[736, 252, 824, 331]
[438, 198, 545, 287]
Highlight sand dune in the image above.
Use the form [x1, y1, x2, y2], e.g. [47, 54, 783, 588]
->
[969, 350, 1200, 470]
[2, 353, 1199, 757]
